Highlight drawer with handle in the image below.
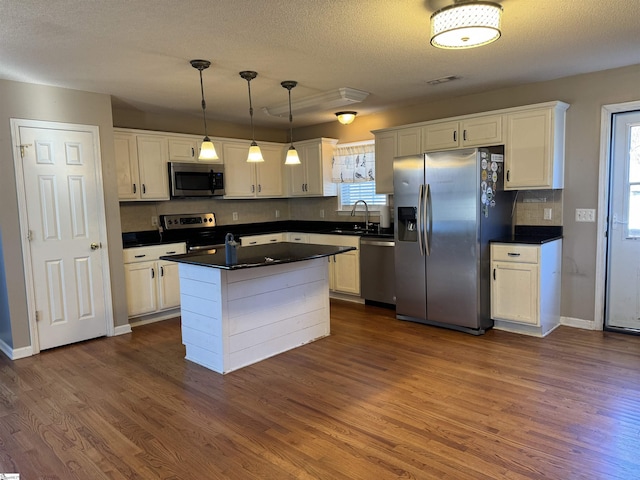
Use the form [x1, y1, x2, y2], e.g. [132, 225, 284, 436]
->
[491, 244, 538, 263]
[123, 242, 186, 263]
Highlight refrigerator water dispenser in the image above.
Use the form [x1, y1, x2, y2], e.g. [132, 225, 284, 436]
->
[397, 206, 417, 242]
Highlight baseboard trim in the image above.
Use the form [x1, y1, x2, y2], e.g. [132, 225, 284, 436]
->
[561, 316, 599, 330]
[0, 338, 34, 360]
[113, 324, 132, 336]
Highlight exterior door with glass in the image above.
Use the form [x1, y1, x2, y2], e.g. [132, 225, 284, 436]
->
[606, 110, 640, 330]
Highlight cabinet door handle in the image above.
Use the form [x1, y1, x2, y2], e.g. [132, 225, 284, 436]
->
[463, 129, 467, 141]
[165, 251, 176, 254]
[160, 266, 164, 277]
[493, 268, 496, 280]
[507, 252, 521, 257]
[453, 130, 457, 142]
[506, 170, 510, 182]
[258, 184, 262, 193]
[142, 184, 146, 194]
[151, 268, 155, 279]
[134, 254, 146, 258]
[251, 184, 255, 193]
[270, 238, 277, 242]
[191, 147, 195, 158]
[133, 183, 137, 194]
[249, 241, 257, 245]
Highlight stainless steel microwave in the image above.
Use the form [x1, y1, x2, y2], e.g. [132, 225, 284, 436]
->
[169, 162, 225, 198]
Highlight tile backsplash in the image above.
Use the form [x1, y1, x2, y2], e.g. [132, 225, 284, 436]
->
[514, 189, 563, 226]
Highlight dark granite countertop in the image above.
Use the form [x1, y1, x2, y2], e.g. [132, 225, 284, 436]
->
[160, 242, 356, 270]
[491, 225, 563, 245]
[123, 220, 393, 249]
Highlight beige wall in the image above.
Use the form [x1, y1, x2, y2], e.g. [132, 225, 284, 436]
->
[112, 107, 288, 143]
[297, 64, 640, 324]
[0, 79, 128, 351]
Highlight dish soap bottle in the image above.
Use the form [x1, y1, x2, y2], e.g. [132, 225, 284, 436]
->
[225, 233, 238, 265]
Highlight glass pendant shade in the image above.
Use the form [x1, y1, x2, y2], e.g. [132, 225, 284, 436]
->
[199, 137, 218, 160]
[247, 141, 264, 162]
[285, 146, 301, 165]
[336, 111, 357, 125]
[430, 1, 502, 49]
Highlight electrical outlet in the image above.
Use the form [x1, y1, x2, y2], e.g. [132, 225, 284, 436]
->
[575, 208, 596, 222]
[543, 208, 552, 220]
[232, 212, 238, 221]
[151, 216, 158, 226]
[275, 209, 280, 219]
[320, 209, 325, 218]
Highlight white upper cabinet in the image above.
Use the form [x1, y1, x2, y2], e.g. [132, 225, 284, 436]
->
[168, 135, 224, 163]
[114, 131, 140, 200]
[114, 129, 169, 201]
[373, 126, 422, 194]
[422, 114, 502, 152]
[136, 135, 170, 200]
[223, 140, 284, 198]
[504, 102, 569, 190]
[288, 138, 338, 197]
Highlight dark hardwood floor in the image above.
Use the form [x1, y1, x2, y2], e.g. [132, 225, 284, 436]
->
[1, 300, 640, 479]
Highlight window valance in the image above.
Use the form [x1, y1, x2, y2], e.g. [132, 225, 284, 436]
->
[331, 142, 375, 183]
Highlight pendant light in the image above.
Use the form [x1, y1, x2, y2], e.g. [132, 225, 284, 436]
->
[281, 80, 301, 165]
[430, 1, 503, 50]
[190, 59, 218, 160]
[239, 70, 264, 162]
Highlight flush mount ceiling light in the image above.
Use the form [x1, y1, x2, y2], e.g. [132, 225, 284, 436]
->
[190, 59, 218, 160]
[430, 1, 503, 50]
[263, 87, 369, 117]
[239, 70, 264, 163]
[335, 111, 357, 125]
[281, 81, 301, 165]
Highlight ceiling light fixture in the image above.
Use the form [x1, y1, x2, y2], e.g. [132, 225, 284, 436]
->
[239, 70, 264, 163]
[335, 111, 357, 125]
[263, 87, 369, 117]
[430, 1, 503, 50]
[190, 59, 218, 160]
[281, 81, 300, 165]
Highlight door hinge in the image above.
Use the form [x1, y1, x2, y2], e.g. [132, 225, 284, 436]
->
[18, 144, 31, 158]
[26, 230, 33, 241]
[35, 310, 41, 322]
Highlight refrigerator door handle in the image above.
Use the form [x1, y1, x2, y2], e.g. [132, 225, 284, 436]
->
[425, 183, 433, 256]
[417, 184, 426, 256]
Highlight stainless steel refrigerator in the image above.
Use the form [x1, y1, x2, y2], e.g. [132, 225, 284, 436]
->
[393, 147, 513, 334]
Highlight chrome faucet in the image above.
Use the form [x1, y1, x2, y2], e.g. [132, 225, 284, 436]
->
[350, 200, 369, 230]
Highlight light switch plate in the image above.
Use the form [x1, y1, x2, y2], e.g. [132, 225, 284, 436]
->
[575, 208, 596, 222]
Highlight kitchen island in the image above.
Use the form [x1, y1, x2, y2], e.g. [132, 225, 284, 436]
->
[161, 242, 355, 374]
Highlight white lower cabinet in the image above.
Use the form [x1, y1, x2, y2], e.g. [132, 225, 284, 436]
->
[123, 243, 186, 319]
[490, 239, 562, 336]
[308, 234, 360, 296]
[286, 232, 310, 243]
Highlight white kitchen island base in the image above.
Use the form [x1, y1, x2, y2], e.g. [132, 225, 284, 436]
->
[178, 257, 330, 374]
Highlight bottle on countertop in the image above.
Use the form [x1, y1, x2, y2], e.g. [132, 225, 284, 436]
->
[225, 233, 238, 265]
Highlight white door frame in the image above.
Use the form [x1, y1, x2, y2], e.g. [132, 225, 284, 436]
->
[11, 118, 114, 355]
[595, 100, 640, 330]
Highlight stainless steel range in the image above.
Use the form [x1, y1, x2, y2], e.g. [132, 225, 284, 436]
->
[160, 213, 224, 252]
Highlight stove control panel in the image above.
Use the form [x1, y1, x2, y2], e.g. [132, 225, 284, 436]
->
[161, 213, 216, 230]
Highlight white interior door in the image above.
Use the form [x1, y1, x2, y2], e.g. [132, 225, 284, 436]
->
[606, 110, 640, 330]
[15, 121, 110, 350]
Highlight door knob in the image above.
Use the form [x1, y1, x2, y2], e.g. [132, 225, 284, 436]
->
[90, 242, 100, 250]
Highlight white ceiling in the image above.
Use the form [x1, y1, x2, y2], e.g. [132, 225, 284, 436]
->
[2, 0, 639, 128]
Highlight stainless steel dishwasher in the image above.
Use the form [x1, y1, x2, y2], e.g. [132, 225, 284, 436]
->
[360, 236, 396, 306]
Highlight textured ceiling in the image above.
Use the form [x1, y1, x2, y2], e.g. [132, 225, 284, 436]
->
[1, 0, 639, 128]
